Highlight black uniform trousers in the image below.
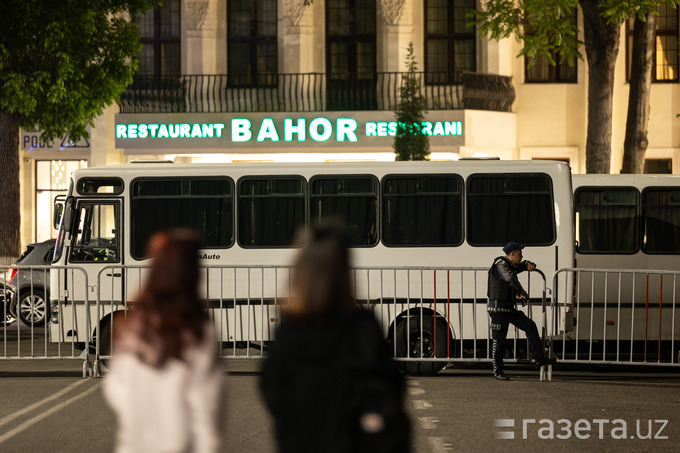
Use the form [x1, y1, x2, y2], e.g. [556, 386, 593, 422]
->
[488, 302, 544, 375]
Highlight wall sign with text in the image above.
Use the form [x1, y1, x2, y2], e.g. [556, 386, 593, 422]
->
[115, 112, 465, 152]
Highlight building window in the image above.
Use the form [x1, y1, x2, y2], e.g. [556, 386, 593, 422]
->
[524, 10, 577, 83]
[424, 0, 476, 85]
[626, 4, 679, 82]
[325, 0, 377, 110]
[35, 160, 87, 243]
[644, 159, 672, 174]
[134, 0, 181, 75]
[228, 0, 277, 87]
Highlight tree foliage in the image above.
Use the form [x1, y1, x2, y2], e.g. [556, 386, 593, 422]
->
[394, 43, 430, 161]
[0, 0, 159, 141]
[474, 0, 679, 174]
[0, 0, 158, 261]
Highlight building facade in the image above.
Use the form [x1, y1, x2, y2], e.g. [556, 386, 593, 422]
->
[18, 0, 680, 246]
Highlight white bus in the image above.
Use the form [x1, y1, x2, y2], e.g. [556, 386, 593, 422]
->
[574, 174, 680, 270]
[48, 160, 574, 374]
[570, 174, 680, 362]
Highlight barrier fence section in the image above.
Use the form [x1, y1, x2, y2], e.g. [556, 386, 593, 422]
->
[8, 264, 680, 375]
[1, 265, 93, 377]
[552, 268, 680, 366]
[94, 265, 551, 376]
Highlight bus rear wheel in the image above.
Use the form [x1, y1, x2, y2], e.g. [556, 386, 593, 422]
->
[393, 314, 450, 376]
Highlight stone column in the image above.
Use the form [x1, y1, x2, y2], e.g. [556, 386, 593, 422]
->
[281, 0, 316, 73]
[184, 0, 220, 74]
[90, 105, 123, 166]
[377, 0, 413, 72]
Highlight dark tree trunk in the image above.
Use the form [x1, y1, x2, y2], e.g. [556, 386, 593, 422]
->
[621, 13, 656, 174]
[580, 0, 621, 174]
[0, 110, 21, 264]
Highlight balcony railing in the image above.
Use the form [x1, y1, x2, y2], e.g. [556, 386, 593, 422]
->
[118, 72, 515, 114]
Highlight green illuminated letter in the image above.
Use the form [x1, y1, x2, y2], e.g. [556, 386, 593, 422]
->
[191, 124, 203, 138]
[284, 118, 306, 141]
[179, 124, 191, 138]
[336, 119, 358, 142]
[365, 122, 377, 136]
[232, 119, 252, 142]
[158, 124, 169, 138]
[257, 118, 280, 142]
[309, 118, 333, 142]
[138, 124, 148, 138]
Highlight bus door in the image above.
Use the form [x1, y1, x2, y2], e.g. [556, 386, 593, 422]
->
[63, 199, 122, 339]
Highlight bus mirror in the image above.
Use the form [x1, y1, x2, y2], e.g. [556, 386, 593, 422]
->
[53, 204, 63, 229]
[53, 194, 67, 229]
[61, 197, 74, 232]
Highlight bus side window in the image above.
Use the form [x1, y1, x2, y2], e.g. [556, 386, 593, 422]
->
[69, 203, 119, 263]
[575, 187, 638, 254]
[642, 188, 680, 254]
[310, 175, 378, 247]
[467, 173, 555, 246]
[238, 176, 306, 248]
[130, 178, 234, 259]
[381, 174, 463, 247]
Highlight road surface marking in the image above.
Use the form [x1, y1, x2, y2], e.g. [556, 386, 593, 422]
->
[0, 382, 100, 445]
[0, 379, 87, 428]
[428, 437, 454, 453]
[408, 387, 425, 396]
[419, 417, 439, 430]
[412, 400, 433, 410]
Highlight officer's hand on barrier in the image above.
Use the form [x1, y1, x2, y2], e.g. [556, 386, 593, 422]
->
[518, 292, 528, 306]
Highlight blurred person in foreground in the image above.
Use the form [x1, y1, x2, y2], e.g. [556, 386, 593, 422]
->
[104, 230, 223, 453]
[260, 224, 410, 453]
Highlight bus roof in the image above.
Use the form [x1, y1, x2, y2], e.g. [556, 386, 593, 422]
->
[573, 173, 680, 189]
[73, 159, 572, 179]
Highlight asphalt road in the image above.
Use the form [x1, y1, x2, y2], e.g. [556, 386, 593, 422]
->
[0, 359, 679, 453]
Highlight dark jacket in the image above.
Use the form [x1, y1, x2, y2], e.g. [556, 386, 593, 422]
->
[260, 309, 410, 453]
[487, 256, 532, 305]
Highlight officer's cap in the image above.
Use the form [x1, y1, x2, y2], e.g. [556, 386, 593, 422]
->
[503, 242, 525, 255]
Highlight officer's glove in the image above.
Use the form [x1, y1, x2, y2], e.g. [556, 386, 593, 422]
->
[519, 292, 529, 307]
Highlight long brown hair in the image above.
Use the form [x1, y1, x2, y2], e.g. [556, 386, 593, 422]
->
[118, 229, 208, 367]
[290, 224, 355, 320]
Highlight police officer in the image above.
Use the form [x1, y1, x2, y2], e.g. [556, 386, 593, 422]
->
[487, 242, 554, 380]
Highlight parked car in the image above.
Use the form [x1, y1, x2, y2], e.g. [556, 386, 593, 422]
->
[1, 277, 15, 322]
[5, 239, 55, 327]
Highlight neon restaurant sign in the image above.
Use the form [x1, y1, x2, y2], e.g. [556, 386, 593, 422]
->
[115, 112, 465, 151]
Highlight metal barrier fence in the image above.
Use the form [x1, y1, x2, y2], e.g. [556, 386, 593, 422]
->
[93, 265, 550, 377]
[1, 265, 93, 377]
[10, 263, 680, 377]
[552, 268, 680, 366]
